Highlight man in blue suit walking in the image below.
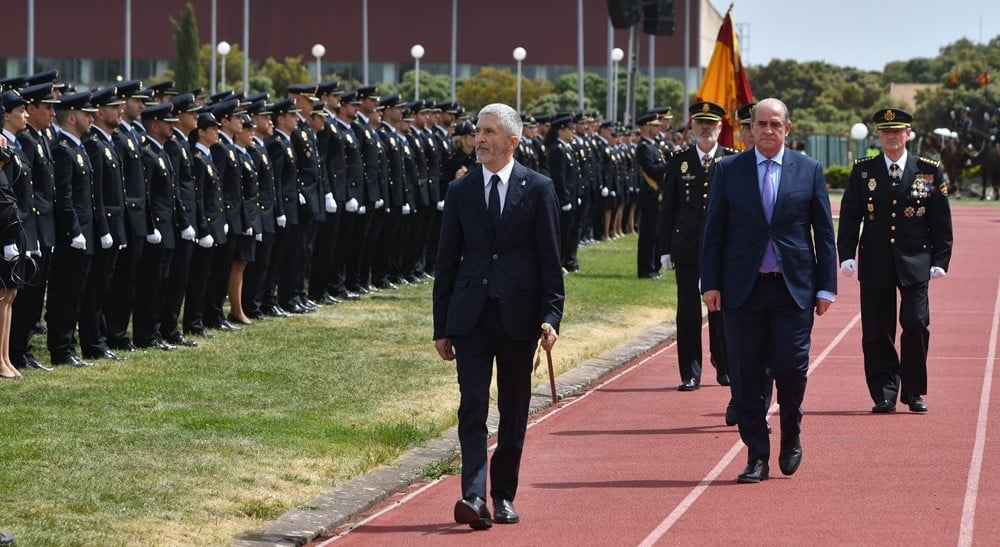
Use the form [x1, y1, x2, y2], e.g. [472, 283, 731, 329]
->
[433, 103, 564, 529]
[701, 98, 837, 483]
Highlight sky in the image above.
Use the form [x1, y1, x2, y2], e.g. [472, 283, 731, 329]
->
[708, 0, 1000, 71]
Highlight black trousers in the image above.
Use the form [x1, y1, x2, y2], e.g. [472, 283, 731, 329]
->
[205, 238, 236, 327]
[45, 246, 92, 361]
[161, 238, 194, 340]
[243, 231, 276, 316]
[860, 281, 930, 403]
[262, 227, 288, 309]
[359, 209, 386, 287]
[374, 210, 402, 284]
[308, 212, 340, 299]
[559, 208, 578, 271]
[105, 234, 145, 346]
[183, 243, 216, 333]
[279, 219, 316, 307]
[331, 211, 360, 295]
[10, 247, 50, 362]
[636, 194, 659, 277]
[674, 263, 705, 382]
[452, 299, 536, 502]
[79, 245, 118, 356]
[132, 243, 173, 345]
[424, 209, 443, 275]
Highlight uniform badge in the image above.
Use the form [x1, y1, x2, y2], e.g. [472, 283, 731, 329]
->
[940, 183, 949, 196]
[866, 203, 874, 212]
[916, 206, 926, 217]
[286, 148, 293, 158]
[305, 151, 311, 158]
[76, 154, 84, 167]
[105, 148, 113, 161]
[346, 134, 354, 144]
[904, 206, 915, 217]
[403, 145, 411, 155]
[680, 161, 688, 173]
[244, 161, 252, 171]
[182, 149, 188, 159]
[300, 130, 308, 140]
[158, 157, 166, 170]
[127, 139, 135, 151]
[868, 179, 876, 191]
[262, 155, 269, 166]
[206, 165, 214, 176]
[228, 150, 236, 162]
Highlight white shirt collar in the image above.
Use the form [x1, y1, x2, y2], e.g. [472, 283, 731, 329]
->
[483, 159, 515, 187]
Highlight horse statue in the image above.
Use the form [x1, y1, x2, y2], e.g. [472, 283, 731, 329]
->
[918, 129, 967, 198]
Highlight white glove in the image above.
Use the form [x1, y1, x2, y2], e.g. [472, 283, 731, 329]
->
[117, 243, 127, 251]
[561, 203, 572, 212]
[840, 259, 857, 277]
[224, 223, 229, 235]
[3, 244, 18, 261]
[346, 197, 359, 212]
[374, 198, 384, 209]
[276, 215, 287, 228]
[601, 186, 609, 197]
[436, 200, 445, 211]
[198, 234, 214, 248]
[577, 197, 582, 205]
[243, 227, 253, 236]
[146, 229, 162, 244]
[100, 233, 113, 249]
[298, 193, 306, 205]
[660, 254, 673, 270]
[71, 234, 87, 250]
[30, 242, 42, 257]
[358, 205, 367, 215]
[325, 192, 337, 213]
[401, 203, 411, 215]
[255, 233, 263, 242]
[930, 266, 946, 279]
[181, 225, 196, 241]
[611, 191, 617, 197]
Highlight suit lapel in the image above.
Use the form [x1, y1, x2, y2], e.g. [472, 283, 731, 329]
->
[501, 162, 528, 227]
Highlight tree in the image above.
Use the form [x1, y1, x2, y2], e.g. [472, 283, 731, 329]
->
[455, 67, 553, 112]
[170, 2, 202, 92]
[256, 56, 310, 97]
[199, 43, 246, 92]
[391, 70, 452, 104]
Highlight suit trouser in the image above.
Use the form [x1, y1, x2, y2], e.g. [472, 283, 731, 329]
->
[161, 238, 194, 340]
[860, 281, 930, 403]
[636, 195, 659, 276]
[452, 299, 536, 502]
[105, 234, 145, 346]
[674, 263, 705, 382]
[308, 212, 339, 299]
[10, 247, 50, 362]
[45, 246, 92, 361]
[132, 243, 173, 345]
[262, 228, 288, 309]
[79, 245, 118, 355]
[243, 232, 275, 316]
[724, 276, 812, 463]
[205, 238, 236, 326]
[280, 219, 316, 307]
[183, 244, 216, 332]
[424, 209, 442, 275]
[559, 208, 578, 270]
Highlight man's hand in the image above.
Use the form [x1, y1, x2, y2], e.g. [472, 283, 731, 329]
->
[276, 214, 287, 228]
[660, 254, 673, 270]
[100, 233, 113, 249]
[540, 323, 558, 352]
[145, 229, 161, 244]
[703, 290, 722, 313]
[840, 259, 857, 277]
[345, 197, 359, 212]
[198, 234, 214, 248]
[815, 297, 833, 316]
[71, 234, 87, 250]
[324, 192, 337, 213]
[434, 338, 455, 361]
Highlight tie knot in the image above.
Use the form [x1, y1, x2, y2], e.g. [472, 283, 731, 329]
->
[890, 163, 900, 175]
[490, 174, 501, 187]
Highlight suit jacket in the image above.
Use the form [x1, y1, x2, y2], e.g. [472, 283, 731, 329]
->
[141, 139, 178, 249]
[190, 146, 227, 245]
[113, 123, 150, 239]
[52, 134, 98, 254]
[701, 148, 837, 310]
[18, 125, 56, 247]
[838, 153, 952, 287]
[82, 129, 124, 245]
[433, 161, 564, 341]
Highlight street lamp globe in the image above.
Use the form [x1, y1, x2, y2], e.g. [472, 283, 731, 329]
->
[311, 43, 326, 59]
[216, 40, 231, 56]
[410, 44, 425, 60]
[611, 47, 624, 63]
[513, 47, 526, 62]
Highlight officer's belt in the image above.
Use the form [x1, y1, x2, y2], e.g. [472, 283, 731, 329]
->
[641, 170, 659, 192]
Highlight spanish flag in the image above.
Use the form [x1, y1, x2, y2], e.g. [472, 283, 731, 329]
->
[696, 4, 754, 148]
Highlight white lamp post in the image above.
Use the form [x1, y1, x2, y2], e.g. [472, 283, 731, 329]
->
[410, 44, 425, 101]
[311, 43, 326, 82]
[850, 122, 869, 162]
[611, 47, 624, 122]
[216, 40, 231, 92]
[513, 46, 526, 112]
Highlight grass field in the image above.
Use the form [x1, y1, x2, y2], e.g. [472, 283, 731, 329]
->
[0, 233, 674, 545]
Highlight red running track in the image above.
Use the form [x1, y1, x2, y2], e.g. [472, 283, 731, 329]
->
[314, 206, 1000, 546]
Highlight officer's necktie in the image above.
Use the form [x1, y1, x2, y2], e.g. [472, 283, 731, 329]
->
[890, 162, 900, 185]
[760, 159, 779, 272]
[488, 174, 501, 231]
[702, 153, 712, 171]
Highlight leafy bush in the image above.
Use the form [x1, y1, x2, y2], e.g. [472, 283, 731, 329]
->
[825, 164, 851, 189]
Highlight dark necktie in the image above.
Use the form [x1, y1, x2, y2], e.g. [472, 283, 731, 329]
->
[489, 174, 501, 231]
[890, 162, 900, 185]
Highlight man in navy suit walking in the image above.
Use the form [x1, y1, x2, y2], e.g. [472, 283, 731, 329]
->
[433, 103, 564, 529]
[701, 98, 837, 483]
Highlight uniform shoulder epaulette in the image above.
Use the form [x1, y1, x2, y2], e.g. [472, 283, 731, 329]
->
[854, 155, 876, 165]
[917, 156, 941, 167]
[722, 146, 739, 154]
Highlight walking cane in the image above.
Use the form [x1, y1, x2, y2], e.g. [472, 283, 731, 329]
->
[534, 325, 558, 406]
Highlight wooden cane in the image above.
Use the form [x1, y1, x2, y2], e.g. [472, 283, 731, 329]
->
[546, 348, 557, 405]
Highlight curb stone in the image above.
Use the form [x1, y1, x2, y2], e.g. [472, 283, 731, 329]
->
[234, 322, 675, 546]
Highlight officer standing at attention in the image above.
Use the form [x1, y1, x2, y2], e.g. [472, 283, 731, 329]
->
[658, 101, 736, 391]
[838, 108, 953, 413]
[635, 113, 667, 279]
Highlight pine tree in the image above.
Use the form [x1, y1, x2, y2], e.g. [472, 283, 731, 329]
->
[171, 2, 203, 92]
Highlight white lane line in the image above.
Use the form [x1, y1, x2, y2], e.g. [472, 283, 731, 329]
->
[957, 275, 1000, 547]
[321, 340, 677, 542]
[637, 312, 861, 547]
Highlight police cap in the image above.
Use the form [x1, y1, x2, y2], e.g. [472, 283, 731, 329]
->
[196, 112, 221, 129]
[453, 121, 475, 136]
[1, 90, 29, 112]
[636, 113, 661, 126]
[19, 83, 59, 104]
[872, 108, 912, 130]
[56, 91, 98, 112]
[269, 98, 300, 116]
[141, 102, 179, 122]
[737, 102, 756, 124]
[91, 86, 125, 107]
[689, 101, 725, 121]
[170, 92, 200, 114]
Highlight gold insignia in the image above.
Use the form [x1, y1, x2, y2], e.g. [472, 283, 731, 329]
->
[866, 203, 874, 212]
[884, 110, 896, 121]
[681, 161, 688, 173]
[206, 165, 214, 176]
[127, 139, 135, 151]
[76, 154, 84, 167]
[868, 179, 876, 191]
[904, 206, 915, 217]
[105, 148, 113, 161]
[228, 150, 236, 161]
[243, 161, 252, 170]
[346, 134, 354, 144]
[300, 130, 308, 140]
[158, 157, 166, 170]
[916, 206, 926, 216]
[262, 156, 269, 165]
[38, 143, 45, 156]
[403, 145, 411, 155]
[861, 171, 867, 178]
[940, 183, 949, 196]
[286, 148, 293, 158]
[702, 103, 710, 113]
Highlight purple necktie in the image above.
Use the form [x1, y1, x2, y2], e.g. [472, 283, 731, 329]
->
[760, 159, 779, 272]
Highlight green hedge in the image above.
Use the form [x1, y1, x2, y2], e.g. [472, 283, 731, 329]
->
[824, 164, 851, 189]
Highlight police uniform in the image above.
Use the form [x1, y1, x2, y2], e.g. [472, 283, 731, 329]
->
[635, 113, 667, 279]
[351, 86, 387, 292]
[544, 115, 580, 272]
[658, 101, 735, 389]
[330, 92, 365, 298]
[838, 108, 954, 412]
[244, 102, 282, 319]
[265, 101, 301, 313]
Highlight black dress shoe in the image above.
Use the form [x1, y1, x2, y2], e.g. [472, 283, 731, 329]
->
[872, 400, 896, 413]
[737, 459, 769, 483]
[375, 280, 399, 290]
[217, 320, 243, 331]
[902, 395, 928, 412]
[165, 334, 198, 347]
[678, 378, 700, 391]
[138, 338, 175, 351]
[492, 498, 519, 524]
[725, 399, 739, 426]
[778, 433, 802, 476]
[0, 531, 14, 546]
[319, 294, 340, 305]
[246, 311, 267, 320]
[20, 355, 54, 371]
[283, 303, 307, 314]
[263, 305, 287, 317]
[84, 349, 127, 361]
[53, 354, 93, 367]
[186, 329, 216, 340]
[717, 372, 731, 386]
[334, 290, 361, 301]
[454, 496, 492, 530]
[108, 340, 136, 352]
